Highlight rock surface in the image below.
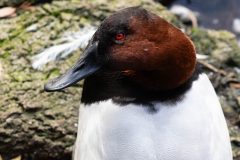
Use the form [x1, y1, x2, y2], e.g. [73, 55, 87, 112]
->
[0, 0, 240, 159]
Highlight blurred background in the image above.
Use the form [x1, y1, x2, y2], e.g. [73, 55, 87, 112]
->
[0, 0, 240, 160]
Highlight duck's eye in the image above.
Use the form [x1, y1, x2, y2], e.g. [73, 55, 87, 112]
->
[115, 33, 125, 41]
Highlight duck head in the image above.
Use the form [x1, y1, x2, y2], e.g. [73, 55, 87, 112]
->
[45, 6, 196, 92]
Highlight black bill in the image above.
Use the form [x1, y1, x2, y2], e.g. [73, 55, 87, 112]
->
[44, 42, 101, 92]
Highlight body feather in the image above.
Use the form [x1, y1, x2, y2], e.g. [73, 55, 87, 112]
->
[73, 74, 232, 160]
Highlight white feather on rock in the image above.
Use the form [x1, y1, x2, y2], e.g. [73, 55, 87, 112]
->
[31, 26, 97, 70]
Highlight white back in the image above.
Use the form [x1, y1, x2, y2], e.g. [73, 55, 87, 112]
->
[74, 74, 232, 160]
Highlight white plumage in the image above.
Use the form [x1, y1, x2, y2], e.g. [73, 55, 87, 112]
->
[73, 73, 232, 160]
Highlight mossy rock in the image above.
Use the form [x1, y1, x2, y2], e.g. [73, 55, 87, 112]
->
[190, 27, 240, 66]
[0, 0, 38, 6]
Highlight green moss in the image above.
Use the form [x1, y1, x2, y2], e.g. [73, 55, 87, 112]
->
[0, 51, 11, 59]
[190, 27, 217, 55]
[47, 68, 60, 79]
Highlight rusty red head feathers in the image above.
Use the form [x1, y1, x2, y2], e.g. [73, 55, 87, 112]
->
[94, 7, 196, 90]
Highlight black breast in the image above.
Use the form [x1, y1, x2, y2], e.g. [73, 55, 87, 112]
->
[81, 63, 202, 107]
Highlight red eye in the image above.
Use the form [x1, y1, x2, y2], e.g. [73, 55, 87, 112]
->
[115, 33, 125, 41]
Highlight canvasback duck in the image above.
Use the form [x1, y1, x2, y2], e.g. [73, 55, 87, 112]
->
[44, 7, 232, 160]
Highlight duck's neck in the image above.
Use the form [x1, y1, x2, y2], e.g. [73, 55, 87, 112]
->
[81, 65, 201, 105]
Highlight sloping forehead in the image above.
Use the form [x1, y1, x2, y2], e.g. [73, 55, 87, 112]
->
[92, 7, 158, 42]
[100, 7, 150, 30]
